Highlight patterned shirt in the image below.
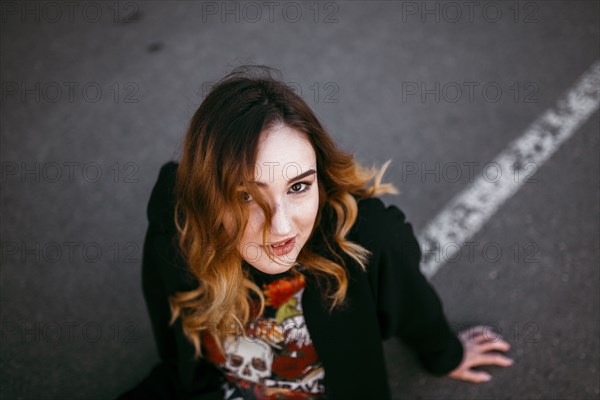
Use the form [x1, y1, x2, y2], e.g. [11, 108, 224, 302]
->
[202, 266, 327, 400]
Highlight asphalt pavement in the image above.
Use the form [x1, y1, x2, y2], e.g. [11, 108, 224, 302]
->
[1, 1, 598, 399]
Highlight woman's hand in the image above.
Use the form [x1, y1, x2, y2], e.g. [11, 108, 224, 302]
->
[447, 325, 514, 383]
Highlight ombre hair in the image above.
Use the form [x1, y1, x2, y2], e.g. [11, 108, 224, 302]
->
[170, 65, 398, 357]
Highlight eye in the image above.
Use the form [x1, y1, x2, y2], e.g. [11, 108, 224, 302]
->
[241, 191, 253, 203]
[289, 181, 311, 194]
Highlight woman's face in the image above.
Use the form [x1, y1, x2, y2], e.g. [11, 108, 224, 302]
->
[236, 124, 319, 274]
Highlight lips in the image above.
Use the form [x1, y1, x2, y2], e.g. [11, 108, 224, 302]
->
[269, 237, 295, 247]
[264, 236, 296, 257]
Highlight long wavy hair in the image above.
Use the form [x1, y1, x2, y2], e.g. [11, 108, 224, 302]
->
[170, 65, 398, 358]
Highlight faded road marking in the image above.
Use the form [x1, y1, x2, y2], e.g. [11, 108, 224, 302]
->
[419, 60, 600, 279]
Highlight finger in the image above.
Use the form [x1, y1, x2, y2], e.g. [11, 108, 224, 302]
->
[475, 340, 510, 353]
[471, 333, 503, 345]
[470, 353, 514, 367]
[464, 327, 503, 344]
[455, 370, 492, 383]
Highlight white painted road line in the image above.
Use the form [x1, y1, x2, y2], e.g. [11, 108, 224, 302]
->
[418, 60, 600, 279]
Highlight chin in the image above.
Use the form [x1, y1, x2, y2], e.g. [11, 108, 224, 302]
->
[256, 263, 295, 275]
[254, 251, 299, 274]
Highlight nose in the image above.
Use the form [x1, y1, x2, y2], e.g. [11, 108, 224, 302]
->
[270, 201, 292, 237]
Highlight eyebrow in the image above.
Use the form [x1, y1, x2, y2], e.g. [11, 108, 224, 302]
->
[252, 168, 316, 187]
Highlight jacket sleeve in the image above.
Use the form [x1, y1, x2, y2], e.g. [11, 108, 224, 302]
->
[120, 161, 225, 400]
[353, 197, 464, 376]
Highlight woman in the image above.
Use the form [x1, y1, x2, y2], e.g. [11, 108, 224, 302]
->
[119, 65, 513, 400]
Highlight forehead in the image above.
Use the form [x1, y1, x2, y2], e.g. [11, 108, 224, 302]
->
[254, 125, 317, 178]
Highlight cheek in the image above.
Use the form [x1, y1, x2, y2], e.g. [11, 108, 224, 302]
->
[298, 191, 320, 228]
[240, 208, 265, 245]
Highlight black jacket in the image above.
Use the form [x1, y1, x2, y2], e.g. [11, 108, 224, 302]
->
[118, 161, 464, 400]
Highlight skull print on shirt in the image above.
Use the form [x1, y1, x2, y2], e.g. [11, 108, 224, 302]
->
[202, 270, 327, 399]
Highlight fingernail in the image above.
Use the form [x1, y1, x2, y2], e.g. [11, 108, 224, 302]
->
[483, 375, 492, 382]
